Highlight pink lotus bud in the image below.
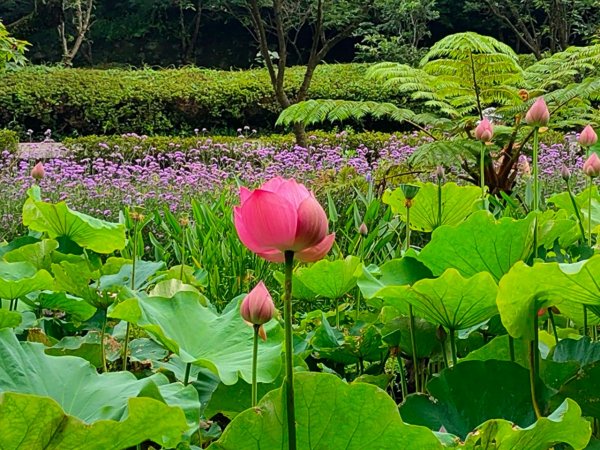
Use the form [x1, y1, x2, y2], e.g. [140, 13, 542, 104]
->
[583, 153, 600, 178]
[560, 165, 571, 182]
[234, 177, 335, 263]
[31, 162, 45, 180]
[579, 125, 598, 147]
[524, 97, 550, 127]
[358, 223, 368, 236]
[474, 118, 493, 142]
[240, 281, 275, 325]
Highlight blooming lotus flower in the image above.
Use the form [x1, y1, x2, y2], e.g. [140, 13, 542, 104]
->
[583, 153, 600, 178]
[31, 162, 45, 180]
[579, 125, 598, 147]
[234, 177, 335, 263]
[240, 281, 275, 326]
[474, 118, 493, 142]
[524, 97, 550, 127]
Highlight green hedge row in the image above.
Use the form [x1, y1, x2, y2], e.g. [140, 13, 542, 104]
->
[0, 64, 406, 138]
[0, 129, 18, 153]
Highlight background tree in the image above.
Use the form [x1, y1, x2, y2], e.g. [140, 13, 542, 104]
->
[58, 0, 94, 66]
[0, 21, 30, 69]
[220, 0, 375, 146]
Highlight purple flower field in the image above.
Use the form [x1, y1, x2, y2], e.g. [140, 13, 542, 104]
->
[0, 132, 589, 240]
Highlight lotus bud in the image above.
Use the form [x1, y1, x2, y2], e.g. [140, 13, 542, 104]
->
[434, 165, 445, 182]
[31, 162, 45, 181]
[358, 223, 368, 236]
[583, 153, 600, 178]
[579, 125, 598, 148]
[240, 281, 275, 326]
[560, 165, 571, 182]
[524, 97, 550, 127]
[474, 118, 494, 143]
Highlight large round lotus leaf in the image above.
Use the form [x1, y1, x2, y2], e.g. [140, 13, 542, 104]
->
[379, 306, 440, 358]
[108, 291, 283, 385]
[357, 257, 433, 309]
[379, 269, 498, 331]
[208, 372, 442, 449]
[0, 328, 174, 422]
[548, 186, 600, 235]
[458, 399, 590, 450]
[22, 186, 126, 254]
[0, 392, 187, 450]
[3, 239, 58, 271]
[553, 337, 600, 367]
[497, 257, 600, 341]
[551, 361, 600, 419]
[383, 182, 481, 232]
[295, 255, 361, 299]
[29, 291, 97, 322]
[0, 310, 21, 329]
[0, 261, 53, 300]
[399, 360, 537, 439]
[418, 210, 534, 281]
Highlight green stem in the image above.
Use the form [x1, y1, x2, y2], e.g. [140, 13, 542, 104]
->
[335, 298, 340, 329]
[408, 304, 420, 392]
[480, 142, 486, 199]
[509, 336, 515, 363]
[548, 309, 559, 345]
[100, 310, 108, 373]
[584, 305, 589, 337]
[449, 329, 458, 366]
[180, 226, 186, 281]
[567, 182, 586, 241]
[589, 178, 594, 247]
[437, 179, 443, 228]
[183, 362, 192, 386]
[283, 250, 297, 450]
[532, 128, 540, 259]
[405, 205, 411, 252]
[397, 351, 408, 400]
[355, 287, 361, 322]
[122, 220, 139, 371]
[251, 324, 260, 407]
[441, 338, 449, 369]
[529, 311, 542, 419]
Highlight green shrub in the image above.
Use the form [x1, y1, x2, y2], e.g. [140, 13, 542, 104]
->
[0, 129, 18, 153]
[0, 64, 407, 138]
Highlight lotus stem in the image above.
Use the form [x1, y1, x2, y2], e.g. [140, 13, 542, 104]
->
[480, 142, 486, 199]
[408, 304, 420, 392]
[397, 349, 408, 400]
[180, 225, 186, 281]
[584, 305, 589, 337]
[588, 178, 593, 247]
[251, 324, 260, 406]
[567, 181, 586, 241]
[100, 310, 108, 373]
[532, 127, 540, 259]
[405, 204, 412, 253]
[449, 328, 458, 367]
[548, 308, 559, 345]
[509, 336, 515, 363]
[283, 250, 297, 450]
[122, 218, 139, 371]
[437, 179, 443, 228]
[335, 298, 340, 329]
[529, 310, 542, 419]
[183, 362, 192, 386]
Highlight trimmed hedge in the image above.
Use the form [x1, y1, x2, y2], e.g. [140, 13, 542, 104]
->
[0, 64, 407, 138]
[0, 129, 18, 153]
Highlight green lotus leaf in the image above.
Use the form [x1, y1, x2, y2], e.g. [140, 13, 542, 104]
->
[378, 269, 498, 331]
[357, 257, 433, 309]
[29, 291, 97, 322]
[383, 182, 481, 232]
[0, 309, 21, 329]
[0, 261, 53, 300]
[537, 209, 580, 249]
[551, 361, 600, 419]
[553, 337, 600, 367]
[208, 372, 442, 449]
[418, 211, 534, 281]
[0, 392, 187, 449]
[458, 399, 590, 450]
[22, 186, 126, 254]
[379, 306, 440, 358]
[96, 260, 165, 290]
[295, 255, 361, 299]
[548, 186, 600, 235]
[3, 239, 58, 271]
[497, 256, 600, 341]
[109, 292, 283, 385]
[0, 328, 174, 422]
[399, 360, 538, 439]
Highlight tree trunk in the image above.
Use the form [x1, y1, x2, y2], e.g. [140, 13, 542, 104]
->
[293, 122, 308, 148]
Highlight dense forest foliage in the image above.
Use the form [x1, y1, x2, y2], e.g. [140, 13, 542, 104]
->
[1, 0, 598, 68]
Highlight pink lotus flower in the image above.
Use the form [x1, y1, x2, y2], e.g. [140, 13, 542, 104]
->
[31, 162, 45, 180]
[579, 125, 598, 147]
[524, 97, 550, 127]
[234, 177, 335, 263]
[474, 118, 493, 142]
[240, 281, 275, 326]
[583, 153, 600, 178]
